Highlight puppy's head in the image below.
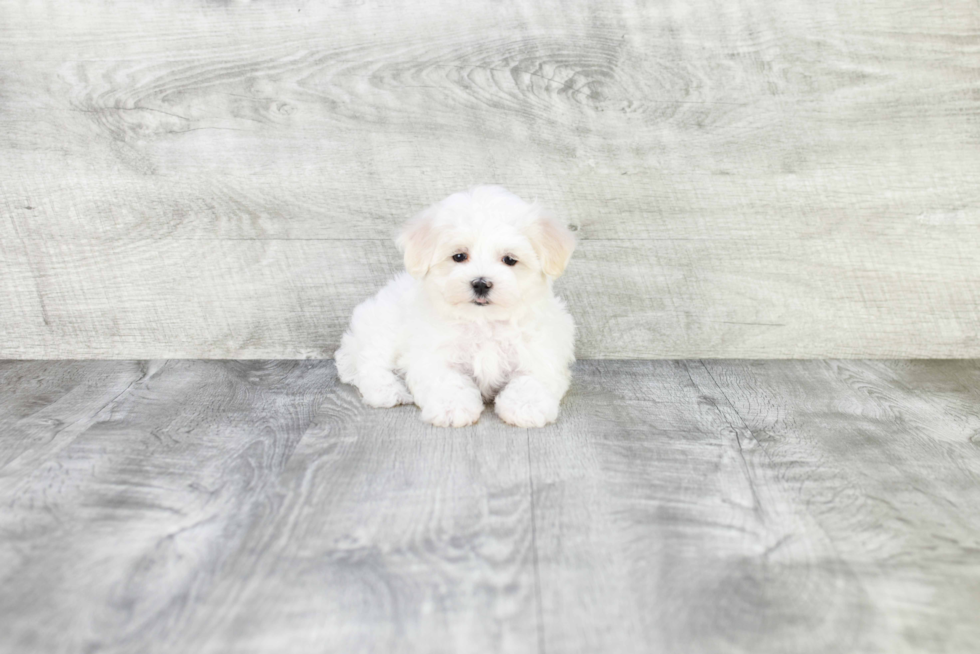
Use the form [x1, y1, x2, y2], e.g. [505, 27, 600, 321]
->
[397, 185, 575, 318]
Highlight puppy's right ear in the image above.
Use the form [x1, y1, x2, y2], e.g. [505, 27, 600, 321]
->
[396, 207, 439, 278]
[527, 206, 576, 278]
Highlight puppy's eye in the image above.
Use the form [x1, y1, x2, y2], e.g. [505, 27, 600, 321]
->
[452, 252, 468, 263]
[502, 255, 518, 266]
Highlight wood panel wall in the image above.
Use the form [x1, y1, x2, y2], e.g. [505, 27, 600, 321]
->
[1, 0, 978, 358]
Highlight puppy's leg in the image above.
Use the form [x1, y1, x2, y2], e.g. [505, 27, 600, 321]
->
[335, 282, 413, 408]
[336, 338, 412, 408]
[495, 326, 573, 428]
[352, 366, 413, 408]
[406, 365, 484, 428]
[337, 333, 412, 407]
[494, 375, 562, 428]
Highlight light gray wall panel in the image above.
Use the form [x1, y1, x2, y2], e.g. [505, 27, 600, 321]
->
[1, 0, 978, 357]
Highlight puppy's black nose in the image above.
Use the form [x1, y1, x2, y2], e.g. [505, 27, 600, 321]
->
[471, 278, 493, 297]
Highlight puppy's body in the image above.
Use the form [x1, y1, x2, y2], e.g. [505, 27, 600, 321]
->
[336, 186, 575, 427]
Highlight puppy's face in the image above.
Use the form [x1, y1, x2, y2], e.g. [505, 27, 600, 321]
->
[397, 186, 575, 319]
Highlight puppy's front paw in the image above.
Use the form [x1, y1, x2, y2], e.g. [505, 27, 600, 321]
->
[420, 395, 484, 427]
[357, 377, 413, 408]
[495, 377, 560, 428]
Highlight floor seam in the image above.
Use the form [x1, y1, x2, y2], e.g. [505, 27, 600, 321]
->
[526, 428, 546, 654]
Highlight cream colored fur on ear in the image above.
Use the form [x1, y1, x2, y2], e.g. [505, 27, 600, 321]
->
[527, 207, 576, 278]
[396, 208, 440, 278]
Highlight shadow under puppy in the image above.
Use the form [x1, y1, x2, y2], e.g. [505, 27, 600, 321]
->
[335, 185, 576, 427]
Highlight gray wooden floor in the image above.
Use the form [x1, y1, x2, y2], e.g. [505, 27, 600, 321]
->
[2, 360, 979, 654]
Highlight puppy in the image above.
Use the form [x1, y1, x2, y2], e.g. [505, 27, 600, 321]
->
[335, 185, 576, 428]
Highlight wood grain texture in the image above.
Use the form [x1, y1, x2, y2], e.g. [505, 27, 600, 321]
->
[529, 359, 980, 653]
[0, 360, 539, 654]
[1, 0, 979, 357]
[2, 359, 980, 653]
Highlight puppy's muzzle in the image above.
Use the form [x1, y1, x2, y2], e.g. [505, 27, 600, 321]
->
[471, 278, 492, 299]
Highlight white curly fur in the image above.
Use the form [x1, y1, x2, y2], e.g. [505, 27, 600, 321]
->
[335, 185, 576, 428]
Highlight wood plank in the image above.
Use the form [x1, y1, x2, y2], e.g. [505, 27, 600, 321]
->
[3, 360, 980, 652]
[0, 238, 403, 359]
[0, 360, 539, 654]
[0, 360, 146, 475]
[1, 235, 977, 359]
[528, 359, 980, 653]
[699, 359, 980, 652]
[0, 361, 336, 653]
[174, 378, 539, 654]
[1, 0, 979, 358]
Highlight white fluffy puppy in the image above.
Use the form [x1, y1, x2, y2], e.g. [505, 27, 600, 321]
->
[335, 185, 576, 428]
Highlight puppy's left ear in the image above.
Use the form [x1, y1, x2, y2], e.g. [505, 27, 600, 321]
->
[396, 206, 440, 278]
[527, 206, 576, 278]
